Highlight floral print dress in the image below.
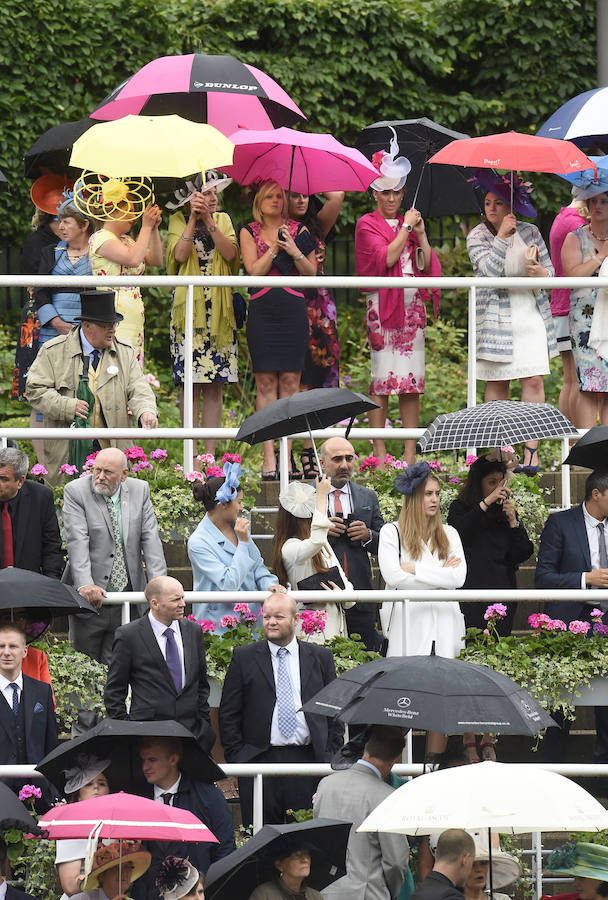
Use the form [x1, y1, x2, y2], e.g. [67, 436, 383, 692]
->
[365, 220, 426, 395]
[89, 229, 145, 365]
[301, 242, 340, 388]
[569, 226, 608, 392]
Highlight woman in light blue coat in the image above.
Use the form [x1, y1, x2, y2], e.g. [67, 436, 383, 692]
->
[188, 463, 277, 632]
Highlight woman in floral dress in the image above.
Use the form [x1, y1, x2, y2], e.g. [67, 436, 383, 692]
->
[355, 143, 439, 464]
[166, 171, 240, 457]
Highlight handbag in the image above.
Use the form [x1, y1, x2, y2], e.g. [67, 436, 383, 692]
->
[297, 565, 345, 591]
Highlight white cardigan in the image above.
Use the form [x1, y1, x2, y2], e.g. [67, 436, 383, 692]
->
[282, 509, 354, 642]
[378, 521, 466, 657]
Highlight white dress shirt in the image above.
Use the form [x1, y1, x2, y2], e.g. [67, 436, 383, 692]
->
[0, 671, 22, 711]
[0, 878, 7, 899]
[148, 611, 186, 686]
[153, 774, 181, 804]
[582, 503, 608, 594]
[327, 484, 352, 517]
[268, 636, 311, 746]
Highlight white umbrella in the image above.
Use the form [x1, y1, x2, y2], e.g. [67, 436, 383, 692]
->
[358, 761, 608, 835]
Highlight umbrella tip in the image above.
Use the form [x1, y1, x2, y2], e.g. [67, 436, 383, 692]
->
[430, 641, 436, 656]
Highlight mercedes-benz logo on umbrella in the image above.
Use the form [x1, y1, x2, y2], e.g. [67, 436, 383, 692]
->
[397, 697, 411, 708]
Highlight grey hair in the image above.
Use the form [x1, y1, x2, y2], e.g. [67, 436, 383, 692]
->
[0, 448, 29, 479]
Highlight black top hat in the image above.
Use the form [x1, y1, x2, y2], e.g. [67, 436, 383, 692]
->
[74, 289, 124, 324]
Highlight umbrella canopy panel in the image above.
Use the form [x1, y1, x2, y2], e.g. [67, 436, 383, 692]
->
[0, 568, 97, 613]
[537, 87, 608, 148]
[563, 424, 608, 469]
[24, 118, 97, 178]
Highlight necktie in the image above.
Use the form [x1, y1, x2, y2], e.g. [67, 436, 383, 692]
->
[276, 647, 297, 739]
[164, 628, 183, 692]
[91, 349, 101, 371]
[1, 502, 13, 568]
[104, 497, 128, 591]
[599, 523, 608, 570]
[332, 490, 349, 577]
[9, 682, 19, 716]
[161, 792, 172, 805]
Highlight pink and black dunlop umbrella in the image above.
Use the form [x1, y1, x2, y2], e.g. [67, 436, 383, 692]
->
[221, 127, 380, 193]
[39, 791, 218, 843]
[90, 53, 306, 135]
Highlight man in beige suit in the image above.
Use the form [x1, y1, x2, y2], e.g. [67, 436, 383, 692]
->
[313, 725, 409, 900]
[25, 289, 158, 484]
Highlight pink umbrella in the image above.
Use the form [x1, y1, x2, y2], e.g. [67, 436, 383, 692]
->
[90, 53, 305, 136]
[39, 791, 218, 843]
[221, 127, 380, 193]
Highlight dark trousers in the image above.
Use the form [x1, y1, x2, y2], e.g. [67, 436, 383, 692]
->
[238, 744, 319, 827]
[541, 602, 608, 763]
[70, 605, 123, 666]
[345, 605, 384, 652]
[462, 600, 517, 636]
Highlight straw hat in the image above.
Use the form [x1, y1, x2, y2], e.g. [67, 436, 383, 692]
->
[470, 831, 521, 889]
[83, 839, 150, 890]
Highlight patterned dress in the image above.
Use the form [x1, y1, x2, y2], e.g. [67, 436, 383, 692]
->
[365, 220, 426, 395]
[301, 243, 340, 388]
[89, 229, 145, 365]
[570, 225, 608, 392]
[170, 227, 237, 385]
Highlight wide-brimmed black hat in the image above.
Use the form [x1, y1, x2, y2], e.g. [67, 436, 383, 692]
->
[75, 289, 124, 324]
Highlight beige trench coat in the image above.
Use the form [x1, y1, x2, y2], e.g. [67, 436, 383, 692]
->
[26, 327, 158, 484]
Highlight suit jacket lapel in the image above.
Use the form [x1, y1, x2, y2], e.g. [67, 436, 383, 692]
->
[21, 677, 35, 747]
[298, 641, 316, 702]
[120, 480, 130, 547]
[0, 691, 16, 749]
[179, 620, 195, 688]
[575, 505, 592, 571]
[90, 480, 113, 536]
[254, 641, 275, 692]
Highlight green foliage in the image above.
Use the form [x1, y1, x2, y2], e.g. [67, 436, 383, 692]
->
[286, 807, 314, 822]
[1, 0, 596, 249]
[324, 632, 381, 674]
[42, 635, 106, 733]
[9, 836, 58, 899]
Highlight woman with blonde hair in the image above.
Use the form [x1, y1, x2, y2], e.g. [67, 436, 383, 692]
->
[240, 180, 317, 478]
[379, 462, 466, 756]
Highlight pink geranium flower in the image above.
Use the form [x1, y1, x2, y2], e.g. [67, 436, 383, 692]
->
[198, 619, 217, 633]
[206, 465, 224, 478]
[484, 603, 507, 620]
[465, 454, 478, 466]
[185, 471, 204, 482]
[19, 785, 42, 801]
[125, 446, 147, 461]
[220, 615, 238, 629]
[569, 620, 591, 634]
[30, 463, 48, 477]
[197, 453, 215, 466]
[359, 456, 380, 472]
[221, 453, 242, 464]
[150, 449, 168, 461]
[58, 464, 79, 476]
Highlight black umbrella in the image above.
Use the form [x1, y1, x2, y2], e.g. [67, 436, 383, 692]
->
[23, 118, 96, 179]
[36, 719, 225, 795]
[236, 387, 379, 469]
[0, 782, 38, 832]
[418, 400, 576, 452]
[355, 118, 480, 218]
[301, 655, 555, 735]
[205, 819, 351, 900]
[0, 568, 97, 615]
[563, 425, 608, 469]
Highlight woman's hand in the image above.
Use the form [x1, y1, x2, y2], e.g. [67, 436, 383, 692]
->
[525, 258, 549, 278]
[141, 204, 162, 229]
[442, 555, 462, 568]
[502, 498, 518, 527]
[234, 517, 250, 543]
[402, 208, 421, 230]
[315, 473, 332, 500]
[277, 226, 300, 257]
[483, 478, 509, 507]
[321, 580, 342, 591]
[400, 562, 416, 574]
[497, 213, 517, 240]
[49, 316, 72, 335]
[189, 191, 206, 219]
[412, 212, 426, 235]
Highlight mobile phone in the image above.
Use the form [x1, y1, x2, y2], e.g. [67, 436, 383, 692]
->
[278, 227, 286, 241]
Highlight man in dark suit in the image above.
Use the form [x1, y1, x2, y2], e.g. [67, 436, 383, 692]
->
[131, 736, 235, 900]
[410, 829, 475, 900]
[219, 590, 343, 826]
[0, 623, 58, 810]
[321, 437, 384, 650]
[536, 469, 608, 761]
[104, 576, 215, 751]
[0, 836, 40, 899]
[0, 448, 62, 577]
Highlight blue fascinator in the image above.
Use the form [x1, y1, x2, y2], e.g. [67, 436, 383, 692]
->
[394, 461, 431, 496]
[215, 461, 242, 503]
[56, 189, 78, 217]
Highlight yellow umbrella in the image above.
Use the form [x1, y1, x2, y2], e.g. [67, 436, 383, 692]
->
[69, 114, 234, 178]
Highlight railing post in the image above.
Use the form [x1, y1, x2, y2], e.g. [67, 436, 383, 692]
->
[533, 832, 543, 900]
[253, 772, 264, 834]
[279, 436, 289, 493]
[467, 286, 477, 457]
[183, 284, 194, 474]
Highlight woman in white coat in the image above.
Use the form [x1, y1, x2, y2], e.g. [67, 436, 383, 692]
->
[379, 462, 466, 758]
[272, 476, 353, 642]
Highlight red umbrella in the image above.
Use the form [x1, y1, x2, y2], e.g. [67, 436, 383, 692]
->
[222, 127, 379, 193]
[428, 130, 596, 176]
[39, 791, 218, 843]
[90, 53, 305, 136]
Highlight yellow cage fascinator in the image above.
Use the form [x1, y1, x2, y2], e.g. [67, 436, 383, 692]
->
[73, 171, 154, 221]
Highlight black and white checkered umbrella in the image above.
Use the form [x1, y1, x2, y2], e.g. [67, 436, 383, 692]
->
[418, 400, 575, 452]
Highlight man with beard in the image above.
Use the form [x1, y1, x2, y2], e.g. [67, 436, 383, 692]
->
[62, 447, 166, 664]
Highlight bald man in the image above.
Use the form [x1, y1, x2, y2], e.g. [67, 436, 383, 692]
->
[320, 437, 384, 650]
[63, 447, 167, 664]
[219, 591, 343, 824]
[104, 576, 214, 751]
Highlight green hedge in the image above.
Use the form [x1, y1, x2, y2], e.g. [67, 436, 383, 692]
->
[0, 0, 596, 248]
